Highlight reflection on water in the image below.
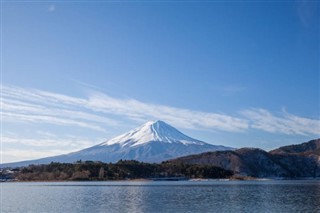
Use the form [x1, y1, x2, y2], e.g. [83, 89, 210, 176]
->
[2, 180, 320, 213]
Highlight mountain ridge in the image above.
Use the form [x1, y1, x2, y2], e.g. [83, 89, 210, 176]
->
[171, 139, 320, 178]
[1, 120, 232, 167]
[99, 120, 206, 147]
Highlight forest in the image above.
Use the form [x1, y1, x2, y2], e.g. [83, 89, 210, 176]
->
[13, 160, 233, 181]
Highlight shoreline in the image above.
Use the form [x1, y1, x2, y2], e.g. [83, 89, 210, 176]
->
[3, 177, 320, 183]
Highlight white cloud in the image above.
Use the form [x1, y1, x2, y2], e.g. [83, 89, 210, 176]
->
[2, 85, 319, 163]
[2, 85, 319, 137]
[2, 135, 94, 148]
[3, 112, 107, 132]
[242, 108, 320, 136]
[2, 85, 119, 132]
[2, 134, 99, 163]
[221, 85, 246, 96]
[86, 92, 249, 132]
[48, 4, 56, 12]
[2, 149, 62, 163]
[2, 85, 249, 133]
[36, 131, 57, 138]
[296, 1, 318, 28]
[2, 85, 86, 108]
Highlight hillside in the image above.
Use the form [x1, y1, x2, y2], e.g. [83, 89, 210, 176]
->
[270, 139, 320, 155]
[6, 160, 233, 181]
[172, 139, 320, 178]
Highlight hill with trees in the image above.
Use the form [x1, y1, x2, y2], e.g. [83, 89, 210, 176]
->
[171, 139, 320, 178]
[11, 160, 233, 181]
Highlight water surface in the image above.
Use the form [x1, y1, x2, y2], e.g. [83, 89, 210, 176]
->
[1, 180, 319, 213]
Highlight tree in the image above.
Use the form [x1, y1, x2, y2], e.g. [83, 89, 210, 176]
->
[99, 167, 104, 179]
[71, 170, 90, 180]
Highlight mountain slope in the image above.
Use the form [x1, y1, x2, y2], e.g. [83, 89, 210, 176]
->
[101, 120, 207, 147]
[172, 139, 320, 178]
[171, 148, 289, 177]
[1, 120, 232, 167]
[270, 139, 320, 155]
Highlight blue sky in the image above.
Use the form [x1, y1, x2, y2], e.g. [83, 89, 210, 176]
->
[1, 1, 319, 163]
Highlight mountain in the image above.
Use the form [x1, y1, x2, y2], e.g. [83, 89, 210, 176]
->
[270, 139, 320, 155]
[171, 139, 320, 178]
[1, 120, 232, 168]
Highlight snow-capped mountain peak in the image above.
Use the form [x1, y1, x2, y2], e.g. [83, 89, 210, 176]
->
[1, 120, 233, 167]
[101, 120, 204, 147]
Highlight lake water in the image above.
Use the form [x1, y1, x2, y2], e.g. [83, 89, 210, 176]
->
[1, 180, 320, 213]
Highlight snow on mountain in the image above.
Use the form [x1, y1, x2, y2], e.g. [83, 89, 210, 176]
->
[1, 120, 233, 167]
[101, 120, 206, 147]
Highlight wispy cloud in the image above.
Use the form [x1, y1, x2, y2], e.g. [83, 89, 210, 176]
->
[296, 1, 318, 28]
[2, 133, 99, 163]
[242, 108, 320, 136]
[48, 4, 56, 12]
[221, 85, 246, 96]
[3, 112, 106, 132]
[2, 135, 94, 149]
[3, 149, 63, 163]
[2, 85, 319, 137]
[2, 85, 249, 133]
[86, 92, 249, 132]
[2, 85, 119, 132]
[2, 85, 320, 163]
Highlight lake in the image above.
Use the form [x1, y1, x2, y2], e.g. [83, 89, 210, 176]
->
[1, 180, 320, 213]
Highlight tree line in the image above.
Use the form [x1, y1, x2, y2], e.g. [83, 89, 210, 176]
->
[14, 160, 233, 181]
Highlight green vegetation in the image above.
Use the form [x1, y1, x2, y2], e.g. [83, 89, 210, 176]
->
[14, 160, 233, 181]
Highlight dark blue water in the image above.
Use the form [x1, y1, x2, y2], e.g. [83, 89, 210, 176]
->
[1, 180, 320, 213]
